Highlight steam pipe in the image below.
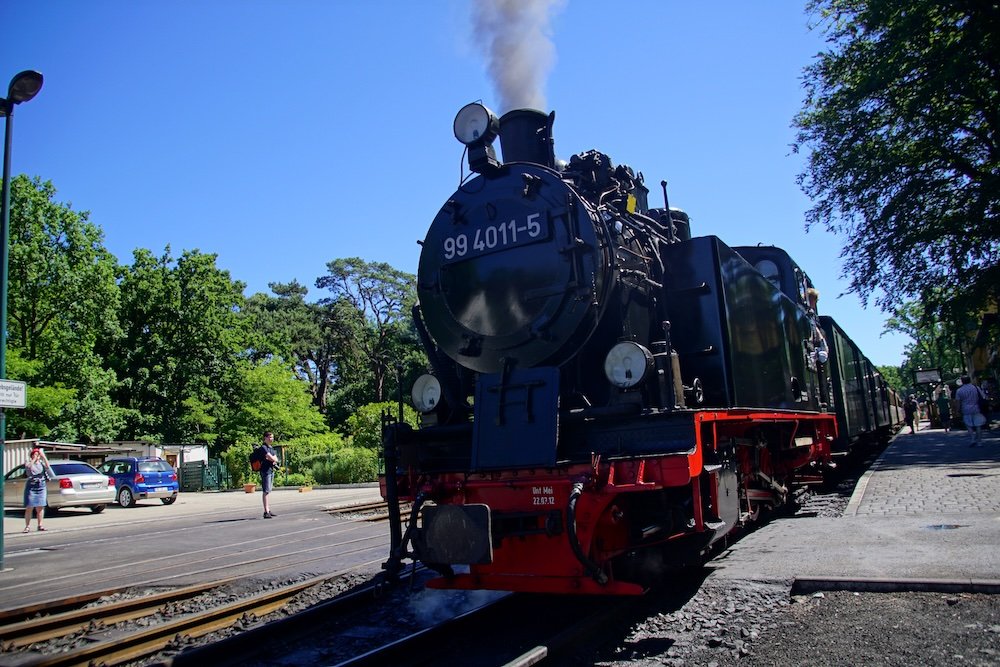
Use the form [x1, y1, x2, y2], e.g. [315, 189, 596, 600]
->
[659, 180, 676, 241]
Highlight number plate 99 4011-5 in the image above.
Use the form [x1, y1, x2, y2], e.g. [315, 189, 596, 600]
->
[441, 213, 548, 264]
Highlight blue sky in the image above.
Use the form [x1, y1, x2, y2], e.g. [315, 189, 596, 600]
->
[2, 1, 910, 366]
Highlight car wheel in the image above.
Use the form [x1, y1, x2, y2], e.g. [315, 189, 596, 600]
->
[90, 504, 106, 514]
[161, 496, 176, 505]
[118, 487, 136, 508]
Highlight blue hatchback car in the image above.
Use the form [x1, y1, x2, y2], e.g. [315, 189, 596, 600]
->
[98, 456, 179, 507]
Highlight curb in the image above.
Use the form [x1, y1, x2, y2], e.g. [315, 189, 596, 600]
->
[791, 576, 1000, 596]
[843, 431, 900, 516]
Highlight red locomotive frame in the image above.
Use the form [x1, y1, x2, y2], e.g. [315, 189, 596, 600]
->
[384, 409, 836, 595]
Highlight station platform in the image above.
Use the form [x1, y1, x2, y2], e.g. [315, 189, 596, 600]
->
[707, 420, 1000, 592]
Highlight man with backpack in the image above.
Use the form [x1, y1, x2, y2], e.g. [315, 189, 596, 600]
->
[254, 431, 281, 518]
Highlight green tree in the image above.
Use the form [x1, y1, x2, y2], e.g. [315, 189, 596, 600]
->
[243, 281, 340, 411]
[795, 1, 1000, 322]
[220, 359, 330, 445]
[885, 300, 967, 385]
[4, 350, 76, 439]
[109, 247, 247, 444]
[6, 176, 124, 441]
[876, 364, 903, 394]
[315, 258, 423, 408]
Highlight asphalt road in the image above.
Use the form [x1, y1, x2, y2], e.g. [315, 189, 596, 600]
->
[0, 484, 386, 610]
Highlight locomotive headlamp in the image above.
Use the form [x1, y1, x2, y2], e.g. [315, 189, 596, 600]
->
[454, 102, 499, 146]
[603, 342, 653, 389]
[411, 374, 442, 413]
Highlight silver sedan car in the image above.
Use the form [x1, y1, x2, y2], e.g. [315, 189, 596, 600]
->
[4, 459, 116, 515]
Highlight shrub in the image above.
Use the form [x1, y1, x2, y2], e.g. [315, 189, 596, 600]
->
[309, 458, 336, 485]
[222, 441, 256, 488]
[276, 471, 313, 487]
[281, 432, 345, 478]
[329, 447, 380, 484]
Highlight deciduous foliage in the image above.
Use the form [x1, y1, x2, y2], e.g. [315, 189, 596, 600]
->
[876, 364, 903, 394]
[4, 350, 75, 438]
[345, 401, 419, 451]
[244, 281, 339, 411]
[108, 247, 247, 444]
[6, 174, 428, 472]
[6, 176, 124, 441]
[795, 1, 1000, 321]
[220, 360, 330, 445]
[315, 257, 423, 406]
[885, 300, 967, 385]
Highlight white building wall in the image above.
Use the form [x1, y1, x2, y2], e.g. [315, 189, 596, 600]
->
[2, 440, 39, 476]
[3, 440, 209, 475]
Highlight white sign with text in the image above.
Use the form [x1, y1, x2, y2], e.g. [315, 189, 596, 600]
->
[0, 379, 27, 408]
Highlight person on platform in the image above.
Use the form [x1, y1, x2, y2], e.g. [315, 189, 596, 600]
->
[935, 388, 952, 432]
[903, 395, 919, 434]
[257, 431, 281, 518]
[955, 376, 986, 447]
[23, 448, 53, 532]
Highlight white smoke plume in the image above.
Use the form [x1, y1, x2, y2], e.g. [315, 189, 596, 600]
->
[472, 0, 566, 114]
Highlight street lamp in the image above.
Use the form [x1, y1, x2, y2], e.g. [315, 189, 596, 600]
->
[0, 70, 44, 571]
[1, 71, 43, 379]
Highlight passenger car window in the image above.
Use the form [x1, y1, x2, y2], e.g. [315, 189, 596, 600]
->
[5, 465, 26, 480]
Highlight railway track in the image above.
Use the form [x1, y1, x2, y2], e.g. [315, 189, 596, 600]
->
[0, 499, 405, 666]
[163, 565, 432, 667]
[322, 589, 639, 667]
[172, 576, 639, 667]
[326, 500, 412, 522]
[0, 560, 387, 667]
[158, 575, 638, 667]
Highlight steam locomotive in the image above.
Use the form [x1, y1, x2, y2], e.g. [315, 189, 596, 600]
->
[380, 103, 900, 595]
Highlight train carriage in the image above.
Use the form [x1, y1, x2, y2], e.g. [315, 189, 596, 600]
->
[821, 316, 901, 451]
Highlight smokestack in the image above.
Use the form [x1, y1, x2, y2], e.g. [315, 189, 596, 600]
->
[499, 108, 556, 167]
[471, 0, 564, 113]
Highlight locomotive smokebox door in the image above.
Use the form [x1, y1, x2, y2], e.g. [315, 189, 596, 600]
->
[417, 164, 606, 375]
[473, 366, 559, 470]
[415, 504, 493, 565]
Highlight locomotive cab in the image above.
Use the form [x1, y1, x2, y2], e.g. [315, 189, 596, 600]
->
[733, 245, 817, 312]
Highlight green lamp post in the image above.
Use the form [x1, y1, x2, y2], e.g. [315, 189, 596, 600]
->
[0, 70, 44, 570]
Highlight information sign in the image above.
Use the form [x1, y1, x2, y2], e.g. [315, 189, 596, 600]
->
[0, 380, 27, 409]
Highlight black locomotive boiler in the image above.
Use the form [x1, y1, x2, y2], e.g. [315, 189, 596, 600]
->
[381, 103, 899, 595]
